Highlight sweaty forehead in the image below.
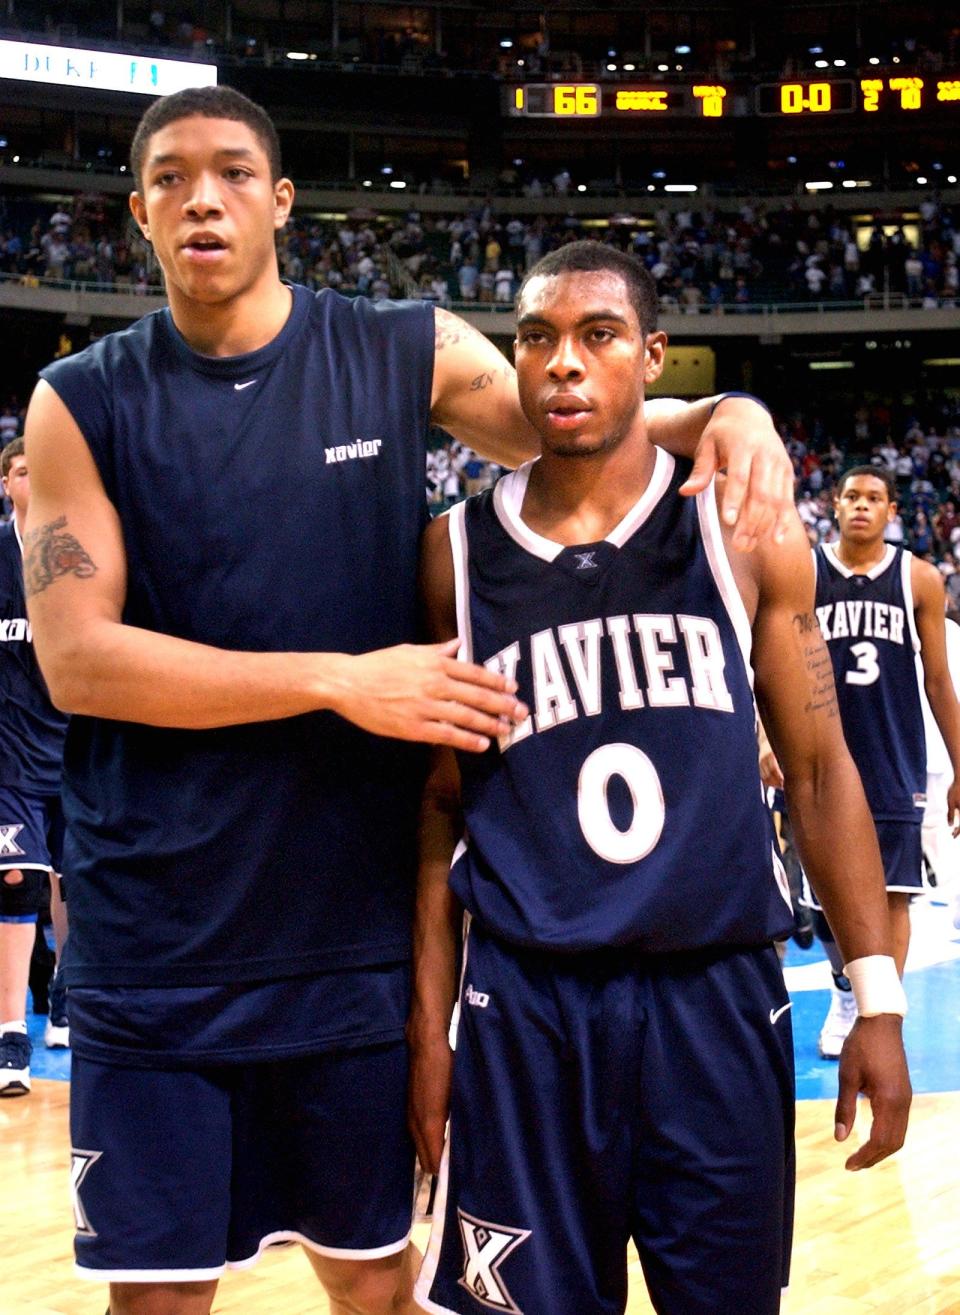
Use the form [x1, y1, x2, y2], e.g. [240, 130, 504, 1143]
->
[519, 269, 635, 322]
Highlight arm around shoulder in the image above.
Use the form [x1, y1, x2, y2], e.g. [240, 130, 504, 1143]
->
[429, 307, 540, 469]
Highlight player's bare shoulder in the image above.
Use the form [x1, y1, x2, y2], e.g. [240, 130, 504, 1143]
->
[712, 472, 811, 625]
[910, 548, 948, 609]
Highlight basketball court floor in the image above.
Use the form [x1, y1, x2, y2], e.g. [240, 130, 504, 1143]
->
[5, 895, 960, 1314]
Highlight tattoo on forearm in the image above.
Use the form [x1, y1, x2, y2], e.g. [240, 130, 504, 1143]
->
[23, 516, 97, 597]
[803, 645, 839, 718]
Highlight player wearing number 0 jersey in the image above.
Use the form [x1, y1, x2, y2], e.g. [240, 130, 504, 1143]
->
[409, 244, 911, 1315]
[804, 468, 960, 1059]
[445, 449, 792, 954]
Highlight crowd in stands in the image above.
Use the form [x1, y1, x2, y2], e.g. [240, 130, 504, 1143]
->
[3, 190, 960, 311]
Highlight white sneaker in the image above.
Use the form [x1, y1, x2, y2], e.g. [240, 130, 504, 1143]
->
[818, 986, 857, 1059]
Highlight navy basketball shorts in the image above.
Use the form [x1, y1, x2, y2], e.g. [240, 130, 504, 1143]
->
[70, 1040, 416, 1281]
[0, 786, 64, 874]
[0, 787, 64, 919]
[415, 923, 795, 1315]
[801, 819, 924, 909]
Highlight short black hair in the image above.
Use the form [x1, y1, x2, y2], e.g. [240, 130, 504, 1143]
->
[130, 86, 283, 193]
[518, 240, 659, 336]
[2, 436, 24, 478]
[837, 464, 896, 500]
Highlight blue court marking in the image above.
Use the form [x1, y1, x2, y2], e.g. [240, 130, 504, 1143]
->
[24, 995, 72, 1081]
[784, 899, 960, 1100]
[25, 904, 960, 1097]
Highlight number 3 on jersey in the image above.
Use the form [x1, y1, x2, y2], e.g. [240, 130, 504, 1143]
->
[577, 742, 665, 864]
[846, 640, 880, 686]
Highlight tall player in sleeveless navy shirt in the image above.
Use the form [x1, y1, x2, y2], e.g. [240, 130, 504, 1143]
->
[808, 466, 960, 1058]
[21, 89, 792, 1315]
[410, 245, 911, 1315]
[0, 438, 69, 1096]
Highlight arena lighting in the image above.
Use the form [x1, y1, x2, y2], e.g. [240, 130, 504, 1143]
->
[652, 170, 666, 178]
[606, 63, 618, 71]
[917, 176, 928, 184]
[623, 63, 636, 71]
[809, 361, 855, 370]
[499, 40, 513, 49]
[285, 51, 309, 60]
[869, 57, 881, 65]
[814, 59, 830, 68]
[657, 63, 669, 72]
[664, 183, 698, 192]
[362, 179, 372, 187]
[805, 180, 834, 190]
[675, 45, 691, 55]
[389, 179, 407, 189]
[834, 59, 847, 67]
[0, 37, 216, 95]
[924, 358, 960, 366]
[949, 175, 958, 183]
[809, 46, 824, 54]
[577, 184, 587, 192]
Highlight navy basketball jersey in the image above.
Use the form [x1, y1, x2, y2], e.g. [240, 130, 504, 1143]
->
[814, 542, 925, 822]
[0, 520, 68, 794]
[447, 451, 793, 954]
[39, 285, 433, 987]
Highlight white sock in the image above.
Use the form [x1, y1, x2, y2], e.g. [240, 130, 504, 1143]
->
[0, 1019, 28, 1035]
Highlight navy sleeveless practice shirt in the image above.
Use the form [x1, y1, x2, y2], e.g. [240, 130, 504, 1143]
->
[40, 285, 433, 987]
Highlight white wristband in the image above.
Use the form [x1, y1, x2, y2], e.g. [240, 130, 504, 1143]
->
[844, 955, 908, 1018]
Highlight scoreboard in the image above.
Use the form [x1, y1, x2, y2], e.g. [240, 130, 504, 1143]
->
[503, 75, 960, 120]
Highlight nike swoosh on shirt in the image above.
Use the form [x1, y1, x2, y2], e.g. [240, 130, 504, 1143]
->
[234, 380, 257, 391]
[769, 1002, 793, 1025]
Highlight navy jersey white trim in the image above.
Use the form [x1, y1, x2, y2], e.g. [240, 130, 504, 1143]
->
[448, 457, 792, 954]
[814, 543, 925, 822]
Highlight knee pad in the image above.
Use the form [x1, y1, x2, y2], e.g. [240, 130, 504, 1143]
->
[0, 868, 44, 921]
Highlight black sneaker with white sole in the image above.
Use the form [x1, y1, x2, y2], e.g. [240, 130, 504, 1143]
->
[0, 1030, 31, 1096]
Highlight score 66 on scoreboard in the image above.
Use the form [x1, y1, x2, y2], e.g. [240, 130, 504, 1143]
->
[503, 76, 960, 120]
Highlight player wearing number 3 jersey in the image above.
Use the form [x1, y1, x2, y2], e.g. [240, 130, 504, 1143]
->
[805, 467, 960, 1057]
[409, 245, 912, 1315]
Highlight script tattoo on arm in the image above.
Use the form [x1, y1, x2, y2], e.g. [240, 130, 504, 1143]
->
[793, 612, 839, 719]
[23, 516, 97, 597]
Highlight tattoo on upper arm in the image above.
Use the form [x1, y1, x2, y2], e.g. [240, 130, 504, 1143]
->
[470, 372, 495, 392]
[792, 612, 838, 718]
[23, 517, 97, 597]
[435, 312, 466, 351]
